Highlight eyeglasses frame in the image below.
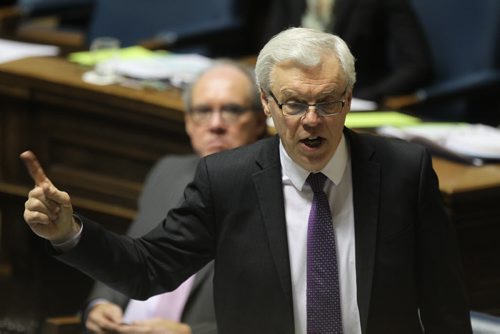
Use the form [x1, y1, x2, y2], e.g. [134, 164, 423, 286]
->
[189, 105, 255, 125]
[267, 89, 347, 117]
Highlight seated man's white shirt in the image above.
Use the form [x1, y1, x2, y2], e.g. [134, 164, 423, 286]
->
[123, 275, 195, 323]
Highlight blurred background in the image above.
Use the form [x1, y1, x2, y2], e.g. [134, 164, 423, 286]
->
[0, 0, 499, 333]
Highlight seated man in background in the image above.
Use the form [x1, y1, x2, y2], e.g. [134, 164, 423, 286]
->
[261, 0, 433, 107]
[83, 60, 266, 333]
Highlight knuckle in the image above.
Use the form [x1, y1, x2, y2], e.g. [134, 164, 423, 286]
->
[60, 191, 71, 202]
[28, 187, 40, 197]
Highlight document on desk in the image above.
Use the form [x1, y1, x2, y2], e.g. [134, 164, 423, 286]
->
[69, 47, 213, 88]
[378, 123, 500, 165]
[351, 97, 377, 111]
[69, 45, 158, 66]
[345, 111, 421, 128]
[0, 38, 59, 64]
[112, 53, 213, 87]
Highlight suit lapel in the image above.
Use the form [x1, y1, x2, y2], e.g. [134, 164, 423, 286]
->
[346, 129, 380, 334]
[252, 137, 294, 312]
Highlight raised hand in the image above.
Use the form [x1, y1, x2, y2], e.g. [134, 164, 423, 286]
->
[20, 150, 79, 243]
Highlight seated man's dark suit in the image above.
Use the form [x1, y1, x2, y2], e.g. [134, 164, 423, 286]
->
[84, 155, 216, 334]
[58, 129, 471, 334]
[262, 0, 433, 102]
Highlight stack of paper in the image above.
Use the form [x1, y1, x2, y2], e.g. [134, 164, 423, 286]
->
[378, 123, 500, 165]
[345, 111, 421, 128]
[0, 38, 59, 64]
[70, 46, 213, 88]
[68, 46, 158, 66]
[111, 53, 213, 87]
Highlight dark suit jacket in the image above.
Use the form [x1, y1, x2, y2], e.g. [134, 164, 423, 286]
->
[84, 155, 216, 334]
[262, 0, 433, 102]
[59, 129, 471, 333]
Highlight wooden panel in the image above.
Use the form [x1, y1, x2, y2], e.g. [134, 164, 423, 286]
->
[0, 56, 192, 223]
[434, 158, 500, 313]
[0, 57, 192, 320]
[43, 316, 81, 334]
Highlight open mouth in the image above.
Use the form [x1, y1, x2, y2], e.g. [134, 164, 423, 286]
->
[301, 137, 324, 148]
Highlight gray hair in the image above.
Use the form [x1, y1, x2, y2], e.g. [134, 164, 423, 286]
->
[255, 27, 356, 93]
[183, 59, 261, 113]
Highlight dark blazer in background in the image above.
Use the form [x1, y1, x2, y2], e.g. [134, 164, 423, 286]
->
[262, 0, 433, 102]
[84, 155, 216, 334]
[60, 130, 471, 334]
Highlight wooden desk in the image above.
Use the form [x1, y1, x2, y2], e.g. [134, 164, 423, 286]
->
[0, 56, 191, 229]
[0, 56, 191, 319]
[433, 158, 500, 313]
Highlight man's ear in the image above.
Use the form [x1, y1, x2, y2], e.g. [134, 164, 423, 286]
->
[345, 89, 353, 106]
[344, 89, 353, 113]
[260, 89, 272, 117]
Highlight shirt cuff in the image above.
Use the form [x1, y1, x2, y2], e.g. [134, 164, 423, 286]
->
[83, 298, 112, 322]
[50, 215, 83, 252]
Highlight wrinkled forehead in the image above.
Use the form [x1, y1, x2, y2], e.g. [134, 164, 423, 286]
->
[192, 69, 252, 103]
[196, 66, 252, 91]
[270, 55, 346, 93]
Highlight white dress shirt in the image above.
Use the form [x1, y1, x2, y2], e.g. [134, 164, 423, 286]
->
[280, 135, 361, 334]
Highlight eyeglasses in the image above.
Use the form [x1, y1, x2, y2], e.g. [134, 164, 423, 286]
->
[190, 104, 252, 124]
[268, 90, 346, 117]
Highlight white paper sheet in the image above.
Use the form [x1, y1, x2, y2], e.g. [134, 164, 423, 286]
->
[0, 38, 59, 64]
[350, 97, 377, 111]
[109, 53, 213, 87]
[378, 123, 500, 164]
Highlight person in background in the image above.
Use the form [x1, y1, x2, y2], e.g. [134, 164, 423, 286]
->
[82, 60, 266, 334]
[261, 0, 433, 107]
[21, 28, 471, 333]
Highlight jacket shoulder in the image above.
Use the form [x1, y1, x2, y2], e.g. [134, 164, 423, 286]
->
[203, 136, 279, 172]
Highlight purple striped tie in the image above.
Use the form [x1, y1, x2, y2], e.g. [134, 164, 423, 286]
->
[306, 172, 343, 334]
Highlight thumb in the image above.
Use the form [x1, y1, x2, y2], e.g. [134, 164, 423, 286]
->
[42, 182, 74, 225]
[42, 182, 72, 209]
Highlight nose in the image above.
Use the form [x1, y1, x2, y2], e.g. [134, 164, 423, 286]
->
[301, 106, 321, 125]
[208, 110, 227, 129]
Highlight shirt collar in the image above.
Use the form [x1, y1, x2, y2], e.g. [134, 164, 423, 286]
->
[280, 134, 349, 191]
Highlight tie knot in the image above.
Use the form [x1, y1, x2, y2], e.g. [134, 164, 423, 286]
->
[307, 172, 327, 193]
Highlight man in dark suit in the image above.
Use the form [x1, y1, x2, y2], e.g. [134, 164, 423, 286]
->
[261, 0, 433, 105]
[22, 27, 471, 333]
[82, 61, 266, 333]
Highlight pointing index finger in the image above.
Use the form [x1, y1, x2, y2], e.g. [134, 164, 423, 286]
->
[19, 150, 51, 186]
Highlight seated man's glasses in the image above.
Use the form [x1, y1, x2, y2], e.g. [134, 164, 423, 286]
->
[268, 90, 346, 117]
[190, 104, 252, 124]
